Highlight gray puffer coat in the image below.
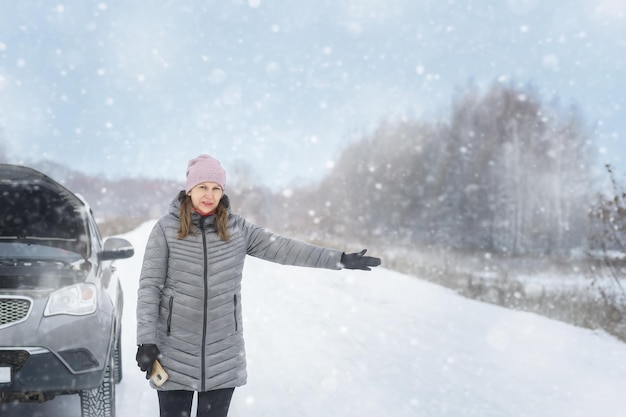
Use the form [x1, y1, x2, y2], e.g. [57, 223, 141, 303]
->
[136, 196, 343, 392]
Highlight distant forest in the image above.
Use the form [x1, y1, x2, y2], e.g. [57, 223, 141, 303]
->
[1, 81, 623, 260]
[271, 82, 604, 257]
[235, 82, 623, 263]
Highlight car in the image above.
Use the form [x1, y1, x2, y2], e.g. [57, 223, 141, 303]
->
[0, 164, 134, 417]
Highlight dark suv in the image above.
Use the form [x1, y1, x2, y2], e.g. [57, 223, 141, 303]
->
[0, 164, 134, 417]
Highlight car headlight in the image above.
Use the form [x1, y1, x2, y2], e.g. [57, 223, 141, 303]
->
[44, 283, 97, 316]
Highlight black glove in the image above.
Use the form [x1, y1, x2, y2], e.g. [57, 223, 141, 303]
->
[340, 249, 381, 271]
[136, 344, 160, 379]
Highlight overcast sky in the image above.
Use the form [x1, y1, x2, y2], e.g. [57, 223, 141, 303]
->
[0, 0, 624, 187]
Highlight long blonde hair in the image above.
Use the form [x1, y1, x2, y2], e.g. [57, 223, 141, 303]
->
[176, 190, 230, 241]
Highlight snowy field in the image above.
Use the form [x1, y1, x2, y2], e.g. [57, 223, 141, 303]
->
[4, 220, 626, 417]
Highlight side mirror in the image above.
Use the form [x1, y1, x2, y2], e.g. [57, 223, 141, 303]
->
[100, 237, 134, 261]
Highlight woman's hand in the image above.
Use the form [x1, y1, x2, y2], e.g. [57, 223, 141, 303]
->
[340, 249, 381, 271]
[136, 344, 160, 379]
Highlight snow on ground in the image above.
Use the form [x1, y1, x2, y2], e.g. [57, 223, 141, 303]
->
[5, 220, 626, 417]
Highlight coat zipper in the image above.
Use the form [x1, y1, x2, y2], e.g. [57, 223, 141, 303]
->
[200, 216, 208, 392]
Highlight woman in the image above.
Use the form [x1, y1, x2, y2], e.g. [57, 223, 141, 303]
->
[136, 154, 381, 417]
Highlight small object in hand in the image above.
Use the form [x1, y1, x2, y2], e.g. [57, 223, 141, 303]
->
[150, 360, 169, 387]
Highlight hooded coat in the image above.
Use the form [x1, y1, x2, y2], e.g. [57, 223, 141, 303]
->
[136, 196, 343, 391]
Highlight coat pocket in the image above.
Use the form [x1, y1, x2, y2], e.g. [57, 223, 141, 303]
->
[233, 294, 238, 332]
[166, 296, 174, 336]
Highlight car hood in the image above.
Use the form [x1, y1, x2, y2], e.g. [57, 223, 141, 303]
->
[0, 164, 90, 259]
[0, 246, 90, 290]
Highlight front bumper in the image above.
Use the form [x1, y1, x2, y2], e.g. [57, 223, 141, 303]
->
[0, 347, 105, 398]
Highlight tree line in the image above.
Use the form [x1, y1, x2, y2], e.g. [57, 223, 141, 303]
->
[3, 81, 620, 261]
[276, 81, 598, 257]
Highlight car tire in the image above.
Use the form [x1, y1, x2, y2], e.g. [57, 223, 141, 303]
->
[114, 331, 123, 384]
[79, 353, 116, 417]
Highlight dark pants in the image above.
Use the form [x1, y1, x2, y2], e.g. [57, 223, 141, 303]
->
[158, 388, 235, 417]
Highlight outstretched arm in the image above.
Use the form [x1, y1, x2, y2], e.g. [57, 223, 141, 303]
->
[240, 216, 381, 271]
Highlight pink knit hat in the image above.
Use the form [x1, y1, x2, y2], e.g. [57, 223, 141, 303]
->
[185, 154, 227, 193]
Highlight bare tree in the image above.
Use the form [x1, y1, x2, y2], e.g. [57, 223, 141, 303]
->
[586, 164, 626, 334]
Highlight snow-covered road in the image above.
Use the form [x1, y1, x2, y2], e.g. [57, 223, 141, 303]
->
[5, 220, 626, 417]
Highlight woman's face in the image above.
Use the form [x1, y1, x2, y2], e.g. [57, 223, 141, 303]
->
[189, 181, 224, 215]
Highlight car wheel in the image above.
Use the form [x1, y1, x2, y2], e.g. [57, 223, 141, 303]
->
[79, 353, 116, 417]
[114, 331, 123, 384]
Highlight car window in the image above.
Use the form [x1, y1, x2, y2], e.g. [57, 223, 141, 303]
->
[87, 213, 102, 259]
